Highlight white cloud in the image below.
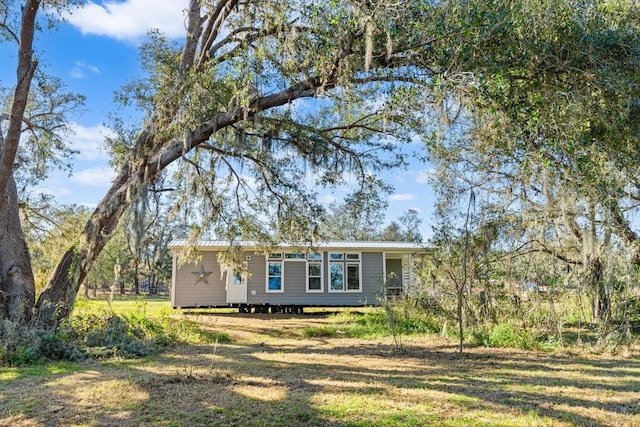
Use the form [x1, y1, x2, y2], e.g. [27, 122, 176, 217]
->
[395, 170, 420, 184]
[70, 166, 116, 187]
[33, 185, 72, 198]
[86, 63, 101, 73]
[63, 0, 188, 41]
[70, 68, 83, 79]
[301, 168, 359, 193]
[321, 194, 337, 205]
[288, 97, 317, 117]
[416, 168, 436, 184]
[389, 193, 416, 201]
[78, 201, 99, 209]
[408, 133, 424, 146]
[70, 61, 101, 79]
[67, 122, 114, 161]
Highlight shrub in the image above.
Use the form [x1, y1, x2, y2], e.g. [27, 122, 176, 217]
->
[40, 334, 86, 361]
[332, 303, 442, 339]
[80, 313, 154, 357]
[69, 304, 180, 358]
[471, 323, 543, 350]
[0, 319, 45, 366]
[0, 302, 184, 366]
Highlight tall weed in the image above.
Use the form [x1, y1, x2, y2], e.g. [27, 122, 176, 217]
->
[471, 323, 545, 350]
[332, 301, 442, 339]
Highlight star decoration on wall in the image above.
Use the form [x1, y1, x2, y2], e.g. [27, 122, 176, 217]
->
[192, 264, 212, 285]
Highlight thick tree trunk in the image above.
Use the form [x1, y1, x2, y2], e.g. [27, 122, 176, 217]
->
[33, 79, 324, 328]
[588, 258, 610, 322]
[0, 0, 41, 324]
[33, 160, 140, 327]
[0, 1, 39, 198]
[0, 175, 36, 322]
[149, 274, 158, 295]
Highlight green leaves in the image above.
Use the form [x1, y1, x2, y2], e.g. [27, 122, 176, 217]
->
[13, 73, 84, 186]
[425, 0, 640, 327]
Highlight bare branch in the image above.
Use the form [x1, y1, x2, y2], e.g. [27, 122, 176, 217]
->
[179, 0, 204, 75]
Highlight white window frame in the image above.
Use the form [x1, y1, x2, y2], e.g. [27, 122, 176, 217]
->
[307, 252, 322, 261]
[329, 252, 362, 293]
[329, 252, 344, 261]
[284, 252, 306, 260]
[329, 261, 344, 292]
[266, 254, 284, 293]
[306, 252, 323, 293]
[345, 262, 362, 291]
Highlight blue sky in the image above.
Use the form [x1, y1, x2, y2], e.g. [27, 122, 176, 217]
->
[1, 0, 435, 239]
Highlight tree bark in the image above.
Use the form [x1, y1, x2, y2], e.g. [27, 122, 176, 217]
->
[33, 75, 328, 327]
[31, 0, 409, 327]
[133, 260, 140, 295]
[0, 0, 40, 196]
[0, 0, 41, 323]
[588, 257, 610, 322]
[0, 175, 35, 322]
[34, 158, 139, 326]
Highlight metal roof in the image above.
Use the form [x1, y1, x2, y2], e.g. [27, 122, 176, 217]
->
[168, 239, 427, 251]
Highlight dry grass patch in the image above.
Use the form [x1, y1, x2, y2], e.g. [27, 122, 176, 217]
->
[1, 312, 639, 426]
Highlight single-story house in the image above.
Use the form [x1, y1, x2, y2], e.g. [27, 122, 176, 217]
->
[169, 240, 426, 312]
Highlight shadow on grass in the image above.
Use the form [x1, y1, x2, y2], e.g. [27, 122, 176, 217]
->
[1, 315, 639, 426]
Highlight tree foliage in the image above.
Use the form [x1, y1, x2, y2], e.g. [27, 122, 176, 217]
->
[425, 0, 640, 332]
[2, 0, 438, 326]
[3, 0, 640, 342]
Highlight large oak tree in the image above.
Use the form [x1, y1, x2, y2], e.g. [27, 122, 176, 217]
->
[4, 0, 638, 330]
[426, 0, 640, 321]
[1, 0, 436, 327]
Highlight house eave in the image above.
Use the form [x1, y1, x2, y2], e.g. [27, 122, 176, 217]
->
[168, 239, 430, 253]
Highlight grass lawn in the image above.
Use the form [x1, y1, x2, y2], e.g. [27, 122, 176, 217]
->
[1, 296, 639, 426]
[76, 294, 175, 317]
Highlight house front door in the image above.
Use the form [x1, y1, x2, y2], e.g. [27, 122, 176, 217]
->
[226, 268, 247, 303]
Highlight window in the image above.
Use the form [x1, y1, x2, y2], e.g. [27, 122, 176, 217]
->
[329, 252, 361, 292]
[268, 252, 324, 293]
[267, 261, 283, 292]
[285, 252, 305, 260]
[346, 263, 360, 290]
[231, 269, 243, 285]
[307, 262, 322, 292]
[307, 252, 322, 261]
[305, 252, 323, 292]
[330, 262, 344, 291]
